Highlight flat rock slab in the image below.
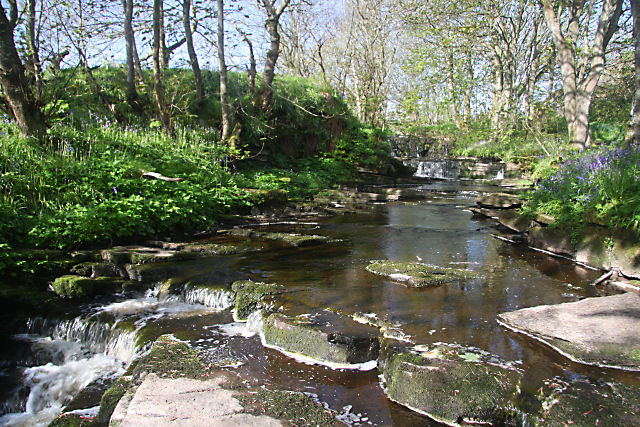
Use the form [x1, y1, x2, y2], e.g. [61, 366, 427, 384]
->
[498, 293, 640, 370]
[380, 342, 523, 426]
[475, 193, 522, 209]
[365, 260, 478, 287]
[113, 373, 282, 427]
[231, 229, 341, 248]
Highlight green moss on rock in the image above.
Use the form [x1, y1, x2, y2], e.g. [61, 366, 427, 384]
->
[365, 260, 479, 287]
[262, 312, 379, 365]
[232, 280, 284, 320]
[51, 275, 122, 298]
[95, 377, 132, 425]
[129, 335, 210, 379]
[381, 342, 523, 425]
[540, 378, 640, 425]
[231, 229, 341, 248]
[48, 413, 93, 427]
[237, 389, 337, 427]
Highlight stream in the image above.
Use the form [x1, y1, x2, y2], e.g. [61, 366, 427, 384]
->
[2, 180, 637, 426]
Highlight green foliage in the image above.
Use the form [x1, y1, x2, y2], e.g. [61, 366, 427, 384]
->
[523, 142, 640, 230]
[0, 120, 251, 250]
[1, 68, 385, 261]
[233, 156, 354, 200]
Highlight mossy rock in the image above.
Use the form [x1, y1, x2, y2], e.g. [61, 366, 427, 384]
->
[181, 242, 242, 255]
[540, 378, 640, 425]
[51, 275, 122, 298]
[94, 376, 132, 425]
[365, 260, 478, 287]
[48, 413, 93, 427]
[237, 389, 337, 427]
[262, 312, 379, 365]
[231, 229, 341, 248]
[380, 342, 524, 425]
[232, 280, 285, 321]
[124, 262, 188, 283]
[70, 262, 122, 278]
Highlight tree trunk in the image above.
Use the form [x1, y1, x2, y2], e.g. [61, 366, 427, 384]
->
[247, 38, 256, 96]
[153, 0, 172, 131]
[542, 0, 623, 149]
[122, 0, 138, 102]
[261, 17, 280, 110]
[133, 36, 144, 81]
[446, 52, 461, 128]
[183, 0, 204, 101]
[26, 0, 42, 98]
[0, 8, 45, 140]
[627, 0, 640, 145]
[217, 0, 231, 144]
[259, 0, 291, 111]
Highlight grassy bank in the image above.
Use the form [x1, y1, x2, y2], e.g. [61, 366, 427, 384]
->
[0, 68, 394, 278]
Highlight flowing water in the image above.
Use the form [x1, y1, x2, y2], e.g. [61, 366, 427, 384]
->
[1, 181, 636, 426]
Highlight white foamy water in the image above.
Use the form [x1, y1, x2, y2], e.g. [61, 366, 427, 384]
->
[183, 286, 234, 310]
[0, 325, 137, 427]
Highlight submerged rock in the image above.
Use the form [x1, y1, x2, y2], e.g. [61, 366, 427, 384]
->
[232, 280, 285, 321]
[539, 377, 640, 425]
[231, 229, 341, 248]
[475, 193, 522, 209]
[262, 311, 379, 366]
[380, 341, 523, 426]
[51, 275, 122, 298]
[498, 293, 640, 370]
[365, 260, 478, 287]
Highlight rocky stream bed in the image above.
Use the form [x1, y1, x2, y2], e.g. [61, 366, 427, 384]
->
[2, 179, 640, 426]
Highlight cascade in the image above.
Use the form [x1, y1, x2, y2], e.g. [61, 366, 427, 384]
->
[414, 160, 460, 179]
[183, 285, 234, 310]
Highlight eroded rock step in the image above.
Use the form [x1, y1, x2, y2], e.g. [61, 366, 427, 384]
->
[262, 310, 380, 368]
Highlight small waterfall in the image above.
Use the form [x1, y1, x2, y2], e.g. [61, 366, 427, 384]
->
[1, 317, 139, 426]
[183, 285, 234, 310]
[414, 160, 460, 179]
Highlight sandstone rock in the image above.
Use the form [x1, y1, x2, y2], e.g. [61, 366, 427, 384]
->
[365, 260, 478, 287]
[498, 293, 640, 370]
[475, 193, 522, 209]
[262, 311, 379, 366]
[380, 341, 523, 425]
[539, 378, 640, 425]
[230, 229, 341, 248]
[232, 280, 284, 321]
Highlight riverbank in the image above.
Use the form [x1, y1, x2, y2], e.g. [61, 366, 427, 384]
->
[471, 192, 640, 287]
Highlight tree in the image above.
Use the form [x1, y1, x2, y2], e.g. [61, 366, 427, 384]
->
[153, 0, 172, 131]
[183, 0, 205, 101]
[541, 0, 623, 148]
[257, 0, 292, 111]
[628, 0, 640, 145]
[0, 3, 45, 140]
[218, 0, 231, 142]
[122, 0, 139, 102]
